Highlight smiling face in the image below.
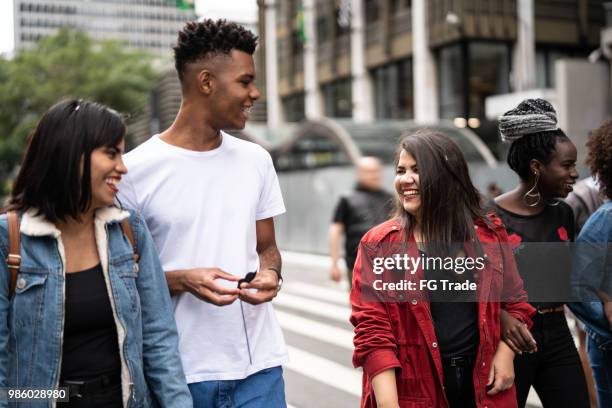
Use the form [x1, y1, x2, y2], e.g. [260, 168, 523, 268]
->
[207, 50, 260, 130]
[534, 140, 579, 199]
[394, 149, 421, 221]
[89, 140, 127, 210]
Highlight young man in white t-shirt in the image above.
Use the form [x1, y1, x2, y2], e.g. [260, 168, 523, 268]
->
[117, 20, 288, 408]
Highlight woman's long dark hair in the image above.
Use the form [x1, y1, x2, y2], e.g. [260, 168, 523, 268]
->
[394, 130, 484, 254]
[9, 99, 125, 222]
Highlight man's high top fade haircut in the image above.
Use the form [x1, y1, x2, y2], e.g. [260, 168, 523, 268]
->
[174, 19, 258, 82]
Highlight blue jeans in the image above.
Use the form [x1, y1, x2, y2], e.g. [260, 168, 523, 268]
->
[587, 336, 612, 408]
[188, 366, 286, 408]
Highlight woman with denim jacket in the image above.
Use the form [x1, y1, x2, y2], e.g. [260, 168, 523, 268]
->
[570, 120, 612, 408]
[0, 99, 192, 407]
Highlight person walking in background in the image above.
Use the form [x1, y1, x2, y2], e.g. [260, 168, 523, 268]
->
[351, 130, 534, 408]
[117, 20, 287, 408]
[570, 119, 612, 408]
[329, 157, 393, 287]
[566, 175, 604, 234]
[493, 98, 590, 407]
[0, 99, 192, 407]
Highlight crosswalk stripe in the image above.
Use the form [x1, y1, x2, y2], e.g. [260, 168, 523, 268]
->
[283, 281, 349, 306]
[276, 310, 354, 350]
[281, 251, 333, 268]
[274, 293, 351, 323]
[285, 345, 362, 398]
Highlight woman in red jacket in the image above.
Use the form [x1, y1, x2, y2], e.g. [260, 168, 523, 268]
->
[350, 130, 535, 408]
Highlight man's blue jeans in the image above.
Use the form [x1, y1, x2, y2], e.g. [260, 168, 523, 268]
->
[587, 336, 612, 408]
[188, 366, 287, 408]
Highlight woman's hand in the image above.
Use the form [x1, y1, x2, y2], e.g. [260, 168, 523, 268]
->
[500, 309, 537, 354]
[371, 369, 400, 408]
[487, 341, 516, 396]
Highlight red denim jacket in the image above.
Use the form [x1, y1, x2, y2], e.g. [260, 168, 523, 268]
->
[350, 216, 535, 408]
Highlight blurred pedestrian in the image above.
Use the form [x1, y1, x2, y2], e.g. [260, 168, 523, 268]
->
[329, 157, 393, 287]
[117, 20, 287, 408]
[351, 130, 534, 407]
[569, 119, 612, 408]
[566, 176, 604, 234]
[1, 99, 191, 407]
[494, 98, 589, 407]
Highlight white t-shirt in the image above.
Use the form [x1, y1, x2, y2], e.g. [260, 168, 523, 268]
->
[118, 132, 288, 382]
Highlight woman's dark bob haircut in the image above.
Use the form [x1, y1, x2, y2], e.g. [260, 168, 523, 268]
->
[394, 130, 485, 251]
[9, 99, 125, 222]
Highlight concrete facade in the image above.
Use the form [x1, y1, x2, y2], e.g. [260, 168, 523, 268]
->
[556, 59, 610, 162]
[262, 0, 605, 147]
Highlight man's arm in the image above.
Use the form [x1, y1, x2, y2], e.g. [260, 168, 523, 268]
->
[165, 268, 240, 306]
[239, 217, 282, 305]
[329, 222, 345, 282]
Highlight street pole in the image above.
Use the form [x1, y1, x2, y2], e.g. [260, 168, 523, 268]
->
[303, 0, 323, 119]
[412, 0, 439, 124]
[264, 0, 284, 125]
[350, 0, 374, 123]
[513, 0, 536, 91]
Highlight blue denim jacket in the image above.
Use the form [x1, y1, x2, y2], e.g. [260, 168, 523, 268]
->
[570, 201, 612, 351]
[0, 207, 193, 407]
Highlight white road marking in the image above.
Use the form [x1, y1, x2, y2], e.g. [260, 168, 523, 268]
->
[281, 251, 335, 268]
[274, 293, 351, 323]
[282, 281, 349, 306]
[276, 310, 354, 350]
[285, 345, 362, 398]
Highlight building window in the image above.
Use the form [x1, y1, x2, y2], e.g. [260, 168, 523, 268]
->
[322, 78, 352, 118]
[468, 42, 510, 118]
[438, 41, 510, 120]
[391, 0, 410, 12]
[438, 44, 464, 119]
[335, 3, 350, 36]
[282, 93, 306, 122]
[317, 16, 329, 44]
[535, 47, 587, 88]
[365, 0, 381, 24]
[372, 58, 413, 119]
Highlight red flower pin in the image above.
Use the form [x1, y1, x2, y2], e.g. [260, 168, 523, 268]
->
[507, 233, 523, 250]
[557, 226, 569, 241]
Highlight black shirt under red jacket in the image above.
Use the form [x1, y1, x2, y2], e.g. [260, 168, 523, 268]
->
[350, 216, 535, 408]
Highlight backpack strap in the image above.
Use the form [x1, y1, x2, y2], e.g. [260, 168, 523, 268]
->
[6, 211, 21, 299]
[5, 213, 140, 297]
[120, 219, 140, 266]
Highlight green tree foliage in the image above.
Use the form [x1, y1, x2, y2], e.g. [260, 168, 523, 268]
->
[0, 29, 156, 196]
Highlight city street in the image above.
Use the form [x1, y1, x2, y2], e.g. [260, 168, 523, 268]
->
[277, 251, 544, 408]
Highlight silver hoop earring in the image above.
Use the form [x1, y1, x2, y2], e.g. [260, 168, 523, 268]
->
[523, 172, 541, 207]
